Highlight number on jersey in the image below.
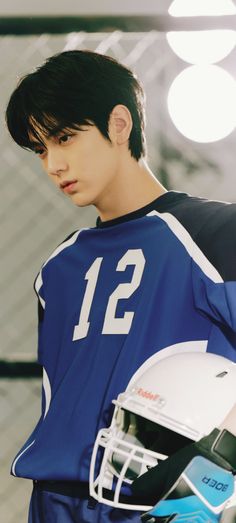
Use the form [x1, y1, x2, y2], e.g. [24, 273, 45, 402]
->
[73, 249, 146, 340]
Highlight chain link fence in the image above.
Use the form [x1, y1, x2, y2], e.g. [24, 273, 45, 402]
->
[1, 25, 236, 522]
[0, 378, 41, 523]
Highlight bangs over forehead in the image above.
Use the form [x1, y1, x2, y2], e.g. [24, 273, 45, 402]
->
[27, 114, 89, 148]
[27, 114, 67, 147]
[6, 71, 93, 150]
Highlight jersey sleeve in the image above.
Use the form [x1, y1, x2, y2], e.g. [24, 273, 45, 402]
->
[192, 204, 236, 332]
[170, 196, 236, 333]
[169, 194, 236, 282]
[31, 230, 80, 374]
[194, 202, 236, 282]
[192, 261, 236, 333]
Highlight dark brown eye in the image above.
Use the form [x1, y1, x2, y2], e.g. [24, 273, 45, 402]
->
[58, 134, 73, 144]
[34, 148, 45, 157]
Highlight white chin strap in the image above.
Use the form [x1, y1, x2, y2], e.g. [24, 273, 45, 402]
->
[89, 427, 167, 511]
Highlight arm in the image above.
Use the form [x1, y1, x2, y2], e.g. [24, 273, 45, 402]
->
[132, 408, 236, 522]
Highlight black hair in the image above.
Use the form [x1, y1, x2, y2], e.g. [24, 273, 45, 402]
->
[5, 50, 146, 160]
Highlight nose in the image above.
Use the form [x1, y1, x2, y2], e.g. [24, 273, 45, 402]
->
[47, 147, 68, 176]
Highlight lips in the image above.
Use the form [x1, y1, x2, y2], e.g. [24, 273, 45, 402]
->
[60, 180, 78, 195]
[60, 180, 77, 189]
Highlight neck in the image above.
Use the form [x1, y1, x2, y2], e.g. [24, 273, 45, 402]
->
[95, 157, 167, 222]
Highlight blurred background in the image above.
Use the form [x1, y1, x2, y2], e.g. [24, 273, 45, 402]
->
[1, 1, 236, 521]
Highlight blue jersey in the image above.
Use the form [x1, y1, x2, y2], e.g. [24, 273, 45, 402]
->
[11, 191, 236, 482]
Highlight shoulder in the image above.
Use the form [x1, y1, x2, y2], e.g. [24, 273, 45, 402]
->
[34, 229, 80, 295]
[42, 229, 83, 269]
[160, 192, 236, 234]
[159, 192, 236, 281]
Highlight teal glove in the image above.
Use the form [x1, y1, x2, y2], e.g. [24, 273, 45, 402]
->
[141, 456, 234, 522]
[132, 429, 236, 523]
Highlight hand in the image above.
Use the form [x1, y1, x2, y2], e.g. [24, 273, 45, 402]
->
[132, 429, 236, 522]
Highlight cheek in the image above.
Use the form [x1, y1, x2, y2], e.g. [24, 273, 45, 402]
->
[71, 134, 117, 183]
[94, 141, 117, 172]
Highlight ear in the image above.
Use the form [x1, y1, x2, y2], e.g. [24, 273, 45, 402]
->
[108, 104, 133, 146]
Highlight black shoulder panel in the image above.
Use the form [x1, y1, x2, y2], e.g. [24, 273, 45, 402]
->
[38, 298, 44, 323]
[161, 192, 236, 282]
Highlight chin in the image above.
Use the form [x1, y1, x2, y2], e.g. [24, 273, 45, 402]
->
[71, 193, 94, 207]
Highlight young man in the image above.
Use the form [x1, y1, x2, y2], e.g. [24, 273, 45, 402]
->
[5, 50, 236, 523]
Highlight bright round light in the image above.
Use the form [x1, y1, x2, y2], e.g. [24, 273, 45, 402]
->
[167, 30, 236, 64]
[169, 0, 236, 16]
[167, 65, 236, 142]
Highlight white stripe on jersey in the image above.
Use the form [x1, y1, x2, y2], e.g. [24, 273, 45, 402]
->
[34, 229, 88, 308]
[43, 368, 51, 419]
[147, 210, 223, 283]
[11, 440, 35, 477]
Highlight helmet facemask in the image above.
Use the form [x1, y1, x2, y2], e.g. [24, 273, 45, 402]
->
[90, 406, 193, 510]
[89, 351, 236, 510]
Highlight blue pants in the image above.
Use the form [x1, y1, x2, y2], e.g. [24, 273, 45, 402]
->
[28, 483, 142, 523]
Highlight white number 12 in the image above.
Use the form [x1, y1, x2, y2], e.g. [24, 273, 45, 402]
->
[73, 249, 145, 341]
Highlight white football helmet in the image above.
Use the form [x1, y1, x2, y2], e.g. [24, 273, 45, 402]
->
[89, 351, 236, 511]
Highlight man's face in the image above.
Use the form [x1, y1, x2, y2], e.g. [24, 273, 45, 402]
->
[30, 123, 120, 208]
